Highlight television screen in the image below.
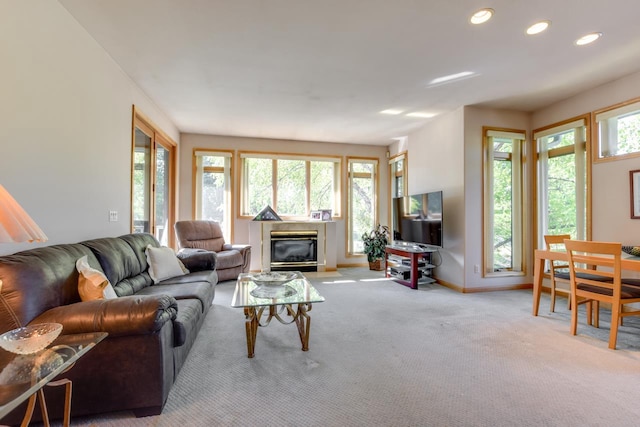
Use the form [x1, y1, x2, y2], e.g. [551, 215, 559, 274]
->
[392, 191, 443, 248]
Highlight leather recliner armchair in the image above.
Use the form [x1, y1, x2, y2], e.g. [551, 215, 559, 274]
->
[174, 220, 251, 282]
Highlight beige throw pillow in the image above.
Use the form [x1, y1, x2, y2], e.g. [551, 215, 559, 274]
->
[145, 245, 187, 284]
[76, 256, 118, 301]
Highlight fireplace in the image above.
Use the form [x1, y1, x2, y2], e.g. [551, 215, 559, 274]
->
[270, 230, 318, 271]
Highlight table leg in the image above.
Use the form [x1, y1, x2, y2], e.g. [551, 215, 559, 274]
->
[533, 254, 543, 316]
[244, 307, 259, 358]
[294, 304, 312, 351]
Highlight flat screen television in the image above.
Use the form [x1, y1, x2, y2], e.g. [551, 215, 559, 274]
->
[392, 191, 443, 248]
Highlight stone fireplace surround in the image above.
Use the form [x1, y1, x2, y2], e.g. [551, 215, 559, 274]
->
[249, 221, 337, 272]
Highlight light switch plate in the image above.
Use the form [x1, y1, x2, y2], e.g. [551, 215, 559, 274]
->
[109, 210, 118, 222]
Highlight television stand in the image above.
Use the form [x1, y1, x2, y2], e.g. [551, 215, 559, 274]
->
[385, 245, 436, 289]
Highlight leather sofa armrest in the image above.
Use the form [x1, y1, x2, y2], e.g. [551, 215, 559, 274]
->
[177, 248, 217, 272]
[222, 243, 251, 253]
[221, 244, 251, 273]
[30, 295, 178, 338]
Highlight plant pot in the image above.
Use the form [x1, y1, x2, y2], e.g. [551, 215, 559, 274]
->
[368, 259, 385, 271]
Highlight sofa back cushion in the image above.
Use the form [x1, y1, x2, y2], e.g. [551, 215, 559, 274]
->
[81, 233, 159, 296]
[0, 244, 96, 332]
[174, 221, 225, 252]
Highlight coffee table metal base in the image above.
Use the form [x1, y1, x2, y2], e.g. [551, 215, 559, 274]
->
[243, 303, 313, 358]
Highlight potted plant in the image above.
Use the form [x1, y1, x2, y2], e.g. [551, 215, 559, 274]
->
[362, 224, 390, 271]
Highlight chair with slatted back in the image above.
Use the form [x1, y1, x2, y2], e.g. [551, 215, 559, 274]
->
[544, 234, 573, 312]
[565, 239, 640, 349]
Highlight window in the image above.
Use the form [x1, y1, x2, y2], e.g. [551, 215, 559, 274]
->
[193, 150, 233, 240]
[389, 152, 407, 198]
[239, 153, 341, 219]
[534, 117, 589, 248]
[594, 98, 640, 161]
[483, 128, 526, 276]
[348, 158, 378, 256]
[131, 107, 176, 247]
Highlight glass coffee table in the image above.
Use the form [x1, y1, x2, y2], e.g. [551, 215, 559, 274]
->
[231, 272, 325, 358]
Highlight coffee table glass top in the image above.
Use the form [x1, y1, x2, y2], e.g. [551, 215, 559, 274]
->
[231, 272, 325, 308]
[0, 332, 107, 418]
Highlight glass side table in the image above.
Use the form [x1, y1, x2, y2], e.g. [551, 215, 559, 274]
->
[0, 332, 108, 426]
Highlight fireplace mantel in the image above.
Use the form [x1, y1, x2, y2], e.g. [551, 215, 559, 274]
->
[249, 221, 337, 272]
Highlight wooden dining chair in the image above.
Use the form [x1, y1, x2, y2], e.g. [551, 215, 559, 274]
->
[543, 234, 573, 312]
[543, 234, 601, 325]
[565, 239, 640, 349]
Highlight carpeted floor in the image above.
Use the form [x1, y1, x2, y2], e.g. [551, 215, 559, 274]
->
[66, 268, 640, 426]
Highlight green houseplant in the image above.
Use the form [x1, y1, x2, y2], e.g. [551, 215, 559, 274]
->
[362, 224, 390, 271]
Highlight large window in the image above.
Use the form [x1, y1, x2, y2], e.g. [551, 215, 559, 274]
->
[534, 117, 589, 247]
[483, 128, 526, 276]
[347, 158, 378, 256]
[131, 107, 176, 247]
[239, 153, 341, 219]
[193, 150, 233, 240]
[594, 98, 640, 162]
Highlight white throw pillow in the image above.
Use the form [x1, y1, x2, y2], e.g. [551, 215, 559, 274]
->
[76, 255, 118, 301]
[145, 245, 187, 284]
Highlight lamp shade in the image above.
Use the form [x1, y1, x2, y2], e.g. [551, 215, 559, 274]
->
[0, 184, 48, 243]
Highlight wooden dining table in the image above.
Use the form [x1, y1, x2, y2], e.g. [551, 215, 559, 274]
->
[532, 249, 640, 316]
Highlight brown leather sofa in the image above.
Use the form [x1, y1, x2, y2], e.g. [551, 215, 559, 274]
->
[0, 233, 217, 422]
[174, 220, 251, 281]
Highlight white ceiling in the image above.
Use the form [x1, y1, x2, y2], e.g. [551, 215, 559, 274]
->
[59, 0, 640, 145]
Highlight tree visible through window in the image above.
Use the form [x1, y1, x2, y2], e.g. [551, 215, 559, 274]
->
[348, 158, 378, 255]
[240, 153, 341, 219]
[194, 151, 232, 240]
[535, 117, 588, 248]
[483, 128, 525, 276]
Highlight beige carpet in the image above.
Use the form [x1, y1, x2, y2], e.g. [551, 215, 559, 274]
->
[66, 269, 640, 426]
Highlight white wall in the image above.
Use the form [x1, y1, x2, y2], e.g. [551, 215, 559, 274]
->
[178, 133, 388, 267]
[0, 1, 178, 256]
[405, 108, 465, 287]
[532, 70, 640, 246]
[463, 107, 531, 290]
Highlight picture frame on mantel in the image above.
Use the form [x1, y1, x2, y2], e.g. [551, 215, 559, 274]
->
[320, 209, 332, 221]
[310, 211, 322, 221]
[630, 170, 640, 218]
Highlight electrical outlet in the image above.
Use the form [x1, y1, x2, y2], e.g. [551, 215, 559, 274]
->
[474, 264, 480, 274]
[109, 210, 118, 222]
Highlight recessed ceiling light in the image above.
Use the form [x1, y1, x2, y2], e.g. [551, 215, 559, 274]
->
[470, 8, 494, 25]
[526, 20, 550, 35]
[406, 112, 436, 119]
[429, 71, 476, 86]
[380, 109, 404, 115]
[576, 32, 602, 46]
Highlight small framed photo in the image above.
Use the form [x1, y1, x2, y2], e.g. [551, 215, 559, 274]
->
[310, 211, 322, 221]
[630, 170, 640, 218]
[321, 209, 332, 221]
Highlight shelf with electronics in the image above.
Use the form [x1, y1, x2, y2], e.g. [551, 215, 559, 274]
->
[385, 245, 437, 289]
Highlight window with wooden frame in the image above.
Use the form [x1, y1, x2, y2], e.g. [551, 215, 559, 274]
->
[238, 152, 341, 219]
[534, 116, 589, 249]
[593, 97, 640, 162]
[389, 152, 407, 199]
[131, 107, 177, 247]
[193, 150, 233, 241]
[347, 157, 379, 256]
[483, 128, 526, 276]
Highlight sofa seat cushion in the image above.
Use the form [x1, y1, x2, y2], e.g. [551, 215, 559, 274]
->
[216, 250, 243, 270]
[136, 279, 214, 313]
[172, 299, 202, 347]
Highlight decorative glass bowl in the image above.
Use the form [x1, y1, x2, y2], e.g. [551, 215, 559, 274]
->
[249, 272, 298, 298]
[0, 323, 63, 355]
[250, 272, 298, 287]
